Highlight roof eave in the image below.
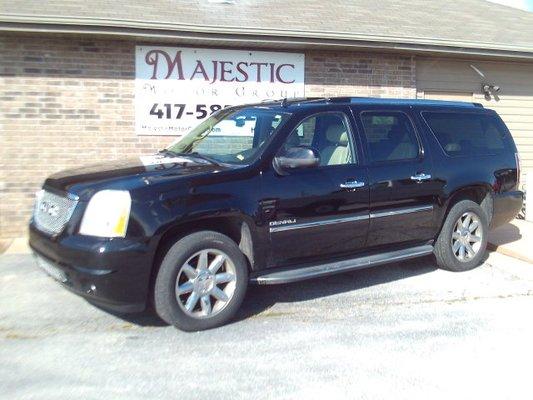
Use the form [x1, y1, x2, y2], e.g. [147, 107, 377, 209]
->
[2, 15, 533, 61]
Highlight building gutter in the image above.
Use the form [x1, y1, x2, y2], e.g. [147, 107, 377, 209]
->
[2, 14, 533, 60]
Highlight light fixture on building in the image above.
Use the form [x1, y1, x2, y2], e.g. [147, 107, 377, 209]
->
[470, 65, 501, 99]
[482, 83, 501, 101]
[482, 84, 501, 95]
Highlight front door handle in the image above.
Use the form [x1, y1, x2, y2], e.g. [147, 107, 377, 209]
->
[340, 180, 365, 189]
[410, 173, 432, 182]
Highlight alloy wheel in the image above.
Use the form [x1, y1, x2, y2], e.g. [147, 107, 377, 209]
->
[175, 249, 237, 319]
[451, 211, 483, 262]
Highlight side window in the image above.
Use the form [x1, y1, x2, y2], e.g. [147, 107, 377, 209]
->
[283, 113, 356, 166]
[422, 112, 508, 156]
[361, 112, 420, 162]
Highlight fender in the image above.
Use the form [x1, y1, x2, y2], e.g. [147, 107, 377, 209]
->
[436, 183, 495, 234]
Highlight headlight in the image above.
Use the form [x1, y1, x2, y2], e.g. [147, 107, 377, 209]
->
[79, 190, 131, 238]
[33, 189, 44, 218]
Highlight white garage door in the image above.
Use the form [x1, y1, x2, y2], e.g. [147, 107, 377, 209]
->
[417, 58, 533, 186]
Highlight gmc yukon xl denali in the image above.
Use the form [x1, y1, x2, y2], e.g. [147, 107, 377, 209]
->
[29, 97, 523, 331]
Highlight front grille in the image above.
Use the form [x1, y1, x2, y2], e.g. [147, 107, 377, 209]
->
[33, 190, 78, 235]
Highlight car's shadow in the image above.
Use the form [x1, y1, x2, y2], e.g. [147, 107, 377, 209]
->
[91, 304, 168, 327]
[234, 255, 439, 322]
[105, 255, 442, 327]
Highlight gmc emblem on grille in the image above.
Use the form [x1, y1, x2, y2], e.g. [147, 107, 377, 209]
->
[39, 201, 59, 218]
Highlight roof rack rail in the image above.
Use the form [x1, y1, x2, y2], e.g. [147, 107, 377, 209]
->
[325, 96, 357, 103]
[279, 97, 325, 107]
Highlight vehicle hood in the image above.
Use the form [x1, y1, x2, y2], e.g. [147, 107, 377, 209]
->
[44, 154, 232, 201]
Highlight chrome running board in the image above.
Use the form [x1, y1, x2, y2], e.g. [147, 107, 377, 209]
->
[250, 245, 434, 285]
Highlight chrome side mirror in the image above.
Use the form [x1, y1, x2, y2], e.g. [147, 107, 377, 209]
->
[273, 146, 321, 175]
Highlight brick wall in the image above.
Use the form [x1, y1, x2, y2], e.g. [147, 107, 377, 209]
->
[305, 51, 416, 98]
[0, 35, 416, 239]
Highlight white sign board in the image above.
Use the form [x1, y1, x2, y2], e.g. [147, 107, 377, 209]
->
[135, 46, 305, 135]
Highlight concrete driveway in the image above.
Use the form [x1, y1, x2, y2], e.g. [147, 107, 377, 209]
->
[1, 251, 533, 400]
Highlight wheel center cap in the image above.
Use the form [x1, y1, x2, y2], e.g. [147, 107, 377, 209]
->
[195, 271, 214, 295]
[458, 229, 471, 244]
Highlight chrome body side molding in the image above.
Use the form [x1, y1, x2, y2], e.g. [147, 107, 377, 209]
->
[269, 205, 433, 233]
[369, 204, 433, 219]
[269, 214, 368, 233]
[250, 244, 434, 285]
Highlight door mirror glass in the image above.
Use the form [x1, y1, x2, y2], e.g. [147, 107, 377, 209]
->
[273, 145, 321, 174]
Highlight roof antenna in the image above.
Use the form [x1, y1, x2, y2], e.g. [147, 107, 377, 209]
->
[281, 98, 288, 107]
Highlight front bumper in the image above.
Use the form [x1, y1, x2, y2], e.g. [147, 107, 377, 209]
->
[29, 224, 154, 313]
[491, 190, 524, 228]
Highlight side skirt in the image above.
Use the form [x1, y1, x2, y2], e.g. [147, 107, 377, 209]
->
[250, 245, 434, 285]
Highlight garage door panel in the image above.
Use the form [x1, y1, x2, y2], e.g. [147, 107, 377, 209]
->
[423, 91, 473, 101]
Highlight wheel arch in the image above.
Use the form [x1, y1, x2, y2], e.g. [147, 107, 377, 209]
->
[149, 214, 258, 300]
[438, 183, 494, 235]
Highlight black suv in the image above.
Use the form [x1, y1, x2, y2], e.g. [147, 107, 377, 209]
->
[29, 97, 523, 331]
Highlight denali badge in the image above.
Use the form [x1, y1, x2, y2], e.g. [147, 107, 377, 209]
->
[39, 201, 59, 218]
[269, 219, 296, 227]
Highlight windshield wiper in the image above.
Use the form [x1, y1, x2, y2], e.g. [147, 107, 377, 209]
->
[159, 149, 221, 166]
[188, 152, 221, 166]
[157, 148, 180, 157]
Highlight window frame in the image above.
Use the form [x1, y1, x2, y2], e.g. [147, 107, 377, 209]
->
[281, 110, 360, 168]
[420, 110, 509, 158]
[358, 109, 425, 165]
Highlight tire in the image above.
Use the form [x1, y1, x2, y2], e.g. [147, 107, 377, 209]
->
[154, 231, 249, 331]
[434, 200, 488, 272]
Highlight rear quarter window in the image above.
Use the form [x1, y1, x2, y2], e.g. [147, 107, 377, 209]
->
[422, 111, 509, 157]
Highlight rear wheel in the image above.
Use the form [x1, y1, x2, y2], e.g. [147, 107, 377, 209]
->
[434, 200, 488, 271]
[154, 231, 248, 331]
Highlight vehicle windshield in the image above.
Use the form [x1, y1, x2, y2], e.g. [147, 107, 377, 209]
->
[166, 107, 292, 165]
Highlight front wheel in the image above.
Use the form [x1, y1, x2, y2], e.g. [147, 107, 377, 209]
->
[154, 231, 249, 331]
[434, 200, 488, 272]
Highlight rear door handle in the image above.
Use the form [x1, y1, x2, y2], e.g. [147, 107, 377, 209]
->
[340, 180, 365, 189]
[410, 173, 432, 182]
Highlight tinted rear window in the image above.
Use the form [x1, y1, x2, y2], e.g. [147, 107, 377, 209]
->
[422, 112, 509, 156]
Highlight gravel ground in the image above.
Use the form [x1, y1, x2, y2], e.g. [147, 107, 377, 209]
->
[1, 251, 533, 400]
